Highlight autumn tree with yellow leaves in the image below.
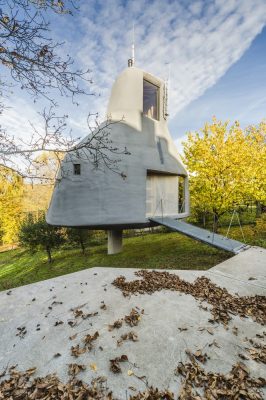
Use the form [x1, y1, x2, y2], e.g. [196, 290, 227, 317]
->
[0, 167, 24, 244]
[245, 122, 266, 215]
[182, 118, 266, 232]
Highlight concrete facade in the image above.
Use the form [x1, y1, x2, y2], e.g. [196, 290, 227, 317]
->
[47, 66, 189, 227]
[46, 66, 189, 252]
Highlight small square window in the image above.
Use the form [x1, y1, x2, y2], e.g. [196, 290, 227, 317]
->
[73, 164, 81, 175]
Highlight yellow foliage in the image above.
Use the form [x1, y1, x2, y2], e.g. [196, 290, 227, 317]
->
[182, 118, 266, 219]
[0, 167, 24, 244]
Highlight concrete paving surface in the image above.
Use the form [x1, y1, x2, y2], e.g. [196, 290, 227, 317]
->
[0, 246, 265, 398]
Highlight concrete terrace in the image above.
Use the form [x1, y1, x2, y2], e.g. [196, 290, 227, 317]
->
[0, 246, 265, 398]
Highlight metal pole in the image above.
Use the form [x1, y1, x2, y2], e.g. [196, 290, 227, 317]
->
[226, 210, 235, 239]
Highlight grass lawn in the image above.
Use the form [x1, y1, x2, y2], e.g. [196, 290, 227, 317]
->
[0, 231, 231, 291]
[0, 218, 265, 292]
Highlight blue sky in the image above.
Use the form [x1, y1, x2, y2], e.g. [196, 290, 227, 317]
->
[170, 25, 266, 144]
[1, 0, 266, 152]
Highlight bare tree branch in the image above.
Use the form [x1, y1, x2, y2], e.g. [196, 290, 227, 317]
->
[0, 0, 91, 104]
[0, 107, 130, 182]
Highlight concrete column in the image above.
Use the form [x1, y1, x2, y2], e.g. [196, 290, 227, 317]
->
[107, 230, 123, 255]
[185, 177, 190, 215]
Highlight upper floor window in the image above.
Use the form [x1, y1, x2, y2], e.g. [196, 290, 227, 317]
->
[143, 79, 159, 120]
[73, 163, 81, 175]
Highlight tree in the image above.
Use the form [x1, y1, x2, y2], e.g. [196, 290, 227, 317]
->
[0, 1, 88, 103]
[0, 166, 24, 244]
[19, 216, 65, 262]
[182, 118, 251, 232]
[66, 227, 91, 254]
[245, 121, 266, 216]
[0, 1, 128, 181]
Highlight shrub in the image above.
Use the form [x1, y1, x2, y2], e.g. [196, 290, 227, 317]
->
[19, 216, 65, 263]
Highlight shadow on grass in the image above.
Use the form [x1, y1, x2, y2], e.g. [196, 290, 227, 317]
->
[0, 232, 232, 291]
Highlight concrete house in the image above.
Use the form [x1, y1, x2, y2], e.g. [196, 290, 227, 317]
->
[46, 61, 190, 254]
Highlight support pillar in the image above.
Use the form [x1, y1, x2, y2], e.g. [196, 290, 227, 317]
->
[107, 230, 123, 255]
[185, 176, 190, 215]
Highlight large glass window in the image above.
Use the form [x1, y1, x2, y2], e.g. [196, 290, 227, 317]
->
[143, 79, 159, 120]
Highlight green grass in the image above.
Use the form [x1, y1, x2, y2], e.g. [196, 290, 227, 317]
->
[0, 231, 231, 291]
[0, 219, 264, 292]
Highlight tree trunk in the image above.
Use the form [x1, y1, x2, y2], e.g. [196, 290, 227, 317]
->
[80, 238, 85, 255]
[256, 201, 262, 218]
[202, 212, 206, 228]
[213, 213, 219, 233]
[46, 246, 52, 263]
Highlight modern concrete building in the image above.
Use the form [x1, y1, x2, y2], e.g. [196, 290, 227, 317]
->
[46, 61, 190, 254]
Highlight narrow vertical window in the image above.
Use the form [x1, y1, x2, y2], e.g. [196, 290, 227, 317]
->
[143, 79, 159, 120]
[178, 176, 185, 213]
[73, 164, 81, 175]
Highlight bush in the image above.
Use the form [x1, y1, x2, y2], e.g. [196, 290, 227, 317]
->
[19, 216, 65, 263]
[66, 228, 92, 254]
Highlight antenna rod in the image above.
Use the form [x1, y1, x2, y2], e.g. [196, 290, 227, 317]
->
[132, 23, 135, 66]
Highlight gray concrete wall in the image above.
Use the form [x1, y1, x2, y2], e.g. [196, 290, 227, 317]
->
[46, 66, 189, 228]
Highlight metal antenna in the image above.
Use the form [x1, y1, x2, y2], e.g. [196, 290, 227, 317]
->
[164, 62, 171, 118]
[132, 23, 135, 66]
[167, 62, 171, 101]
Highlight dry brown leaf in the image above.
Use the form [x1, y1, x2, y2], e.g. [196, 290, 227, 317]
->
[112, 271, 266, 325]
[109, 355, 128, 374]
[125, 308, 142, 327]
[68, 363, 86, 377]
[83, 331, 99, 351]
[71, 344, 86, 357]
[108, 319, 123, 331]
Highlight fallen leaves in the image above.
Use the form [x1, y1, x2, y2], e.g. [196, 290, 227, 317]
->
[71, 331, 99, 356]
[0, 367, 113, 399]
[68, 363, 86, 377]
[130, 388, 174, 400]
[54, 320, 64, 327]
[117, 331, 138, 346]
[71, 344, 86, 357]
[83, 330, 99, 351]
[175, 361, 266, 399]
[108, 319, 123, 331]
[245, 338, 266, 364]
[109, 354, 128, 373]
[68, 307, 99, 328]
[16, 326, 27, 339]
[185, 349, 209, 364]
[178, 327, 188, 332]
[109, 308, 143, 332]
[112, 270, 266, 326]
[125, 308, 143, 327]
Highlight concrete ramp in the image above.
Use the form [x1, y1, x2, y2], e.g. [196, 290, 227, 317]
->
[150, 217, 249, 254]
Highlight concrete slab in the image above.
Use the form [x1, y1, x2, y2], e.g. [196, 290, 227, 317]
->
[0, 248, 265, 398]
[150, 217, 248, 253]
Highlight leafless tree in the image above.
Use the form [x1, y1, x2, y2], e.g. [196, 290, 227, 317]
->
[1, 107, 130, 182]
[0, 0, 89, 102]
[0, 1, 127, 180]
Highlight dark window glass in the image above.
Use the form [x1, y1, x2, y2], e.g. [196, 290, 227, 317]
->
[73, 164, 81, 175]
[143, 79, 159, 120]
[178, 176, 185, 213]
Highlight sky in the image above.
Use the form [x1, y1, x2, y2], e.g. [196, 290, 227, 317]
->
[1, 0, 266, 152]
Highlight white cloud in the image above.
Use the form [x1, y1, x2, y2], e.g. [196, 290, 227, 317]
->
[76, 0, 266, 118]
[1, 0, 266, 139]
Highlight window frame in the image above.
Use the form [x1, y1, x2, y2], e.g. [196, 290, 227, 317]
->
[143, 78, 160, 121]
[73, 163, 81, 175]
